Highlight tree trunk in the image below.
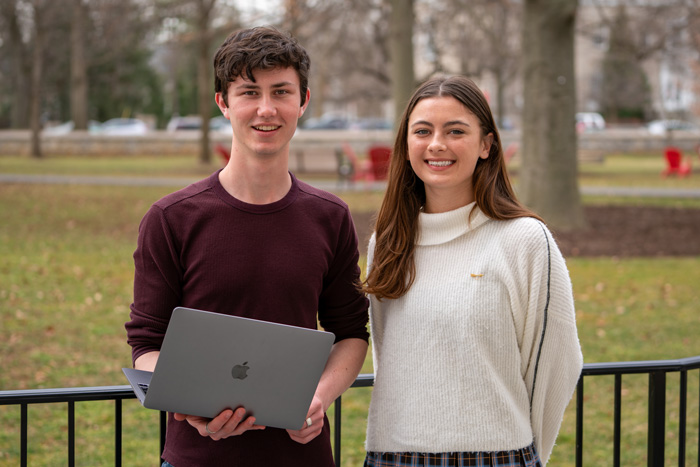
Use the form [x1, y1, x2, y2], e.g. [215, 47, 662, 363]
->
[1, 2, 31, 128]
[495, 69, 505, 129]
[70, 0, 89, 130]
[30, 4, 44, 159]
[197, 0, 215, 165]
[520, 0, 585, 230]
[198, 36, 211, 165]
[389, 0, 415, 125]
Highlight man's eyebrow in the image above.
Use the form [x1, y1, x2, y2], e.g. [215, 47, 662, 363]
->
[234, 81, 296, 90]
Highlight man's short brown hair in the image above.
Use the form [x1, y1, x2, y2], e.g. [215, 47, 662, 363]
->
[213, 26, 310, 107]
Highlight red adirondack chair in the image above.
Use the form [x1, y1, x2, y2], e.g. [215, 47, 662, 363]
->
[662, 146, 691, 177]
[504, 143, 518, 164]
[337, 143, 373, 182]
[215, 144, 231, 165]
[367, 145, 392, 181]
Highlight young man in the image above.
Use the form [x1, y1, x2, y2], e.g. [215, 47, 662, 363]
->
[125, 27, 369, 467]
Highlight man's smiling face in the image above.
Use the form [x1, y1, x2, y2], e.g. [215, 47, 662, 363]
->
[216, 66, 309, 159]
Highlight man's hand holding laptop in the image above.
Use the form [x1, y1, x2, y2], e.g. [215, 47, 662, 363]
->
[173, 407, 265, 440]
[285, 393, 324, 444]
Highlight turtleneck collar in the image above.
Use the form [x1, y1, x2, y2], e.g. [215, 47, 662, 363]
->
[417, 202, 490, 246]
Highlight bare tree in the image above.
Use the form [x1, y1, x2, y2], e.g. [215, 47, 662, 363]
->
[0, 1, 31, 129]
[70, 0, 88, 130]
[519, 0, 586, 230]
[279, 0, 351, 118]
[274, 0, 393, 121]
[578, 0, 699, 120]
[156, 0, 233, 164]
[28, 0, 57, 158]
[323, 0, 392, 118]
[390, 0, 415, 123]
[580, 0, 692, 62]
[600, 5, 652, 121]
[425, 0, 522, 128]
[195, 0, 217, 165]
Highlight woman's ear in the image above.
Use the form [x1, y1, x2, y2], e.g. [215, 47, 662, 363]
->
[481, 133, 494, 159]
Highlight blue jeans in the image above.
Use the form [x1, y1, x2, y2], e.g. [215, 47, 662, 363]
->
[162, 462, 174, 467]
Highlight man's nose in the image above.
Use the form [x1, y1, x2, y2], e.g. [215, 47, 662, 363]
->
[257, 95, 277, 117]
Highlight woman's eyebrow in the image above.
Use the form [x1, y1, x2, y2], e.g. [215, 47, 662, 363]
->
[410, 119, 471, 128]
[410, 120, 434, 128]
[444, 120, 471, 127]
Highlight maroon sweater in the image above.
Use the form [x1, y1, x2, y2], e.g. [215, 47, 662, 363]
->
[125, 171, 369, 466]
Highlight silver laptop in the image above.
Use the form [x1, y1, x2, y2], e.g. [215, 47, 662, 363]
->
[122, 306, 335, 430]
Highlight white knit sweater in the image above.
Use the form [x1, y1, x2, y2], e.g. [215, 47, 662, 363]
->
[365, 203, 583, 464]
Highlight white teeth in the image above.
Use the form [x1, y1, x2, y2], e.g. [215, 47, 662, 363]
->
[255, 125, 278, 131]
[427, 160, 454, 167]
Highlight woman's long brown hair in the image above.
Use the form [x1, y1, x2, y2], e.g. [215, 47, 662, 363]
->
[363, 75, 542, 301]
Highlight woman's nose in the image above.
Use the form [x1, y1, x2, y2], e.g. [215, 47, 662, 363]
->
[428, 136, 446, 153]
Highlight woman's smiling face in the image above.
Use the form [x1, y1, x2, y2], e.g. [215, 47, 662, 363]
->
[407, 95, 493, 213]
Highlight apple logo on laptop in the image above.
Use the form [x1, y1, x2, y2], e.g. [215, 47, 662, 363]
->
[231, 362, 249, 380]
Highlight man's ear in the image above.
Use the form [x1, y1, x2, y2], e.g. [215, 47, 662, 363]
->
[215, 93, 229, 118]
[299, 89, 311, 118]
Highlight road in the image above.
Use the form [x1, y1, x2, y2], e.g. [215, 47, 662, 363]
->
[1, 173, 700, 198]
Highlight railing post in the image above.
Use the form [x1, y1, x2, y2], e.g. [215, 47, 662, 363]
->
[575, 376, 583, 467]
[115, 399, 122, 467]
[21, 403, 27, 467]
[614, 374, 622, 467]
[679, 370, 687, 467]
[647, 370, 666, 466]
[160, 411, 167, 463]
[68, 400, 75, 466]
[334, 396, 342, 467]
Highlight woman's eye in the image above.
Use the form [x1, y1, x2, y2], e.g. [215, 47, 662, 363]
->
[449, 129, 465, 135]
[414, 129, 429, 135]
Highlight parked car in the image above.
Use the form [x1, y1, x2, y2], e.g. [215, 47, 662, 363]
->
[647, 119, 699, 135]
[210, 116, 232, 134]
[43, 120, 101, 135]
[166, 115, 232, 134]
[576, 112, 606, 132]
[97, 118, 149, 136]
[348, 118, 393, 130]
[166, 115, 202, 131]
[300, 115, 350, 130]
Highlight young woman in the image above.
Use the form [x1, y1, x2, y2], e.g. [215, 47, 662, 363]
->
[362, 75, 583, 466]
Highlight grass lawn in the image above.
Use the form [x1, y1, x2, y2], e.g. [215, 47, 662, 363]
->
[0, 154, 699, 465]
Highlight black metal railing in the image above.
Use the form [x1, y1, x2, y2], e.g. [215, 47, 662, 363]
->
[576, 355, 700, 467]
[1, 356, 699, 467]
